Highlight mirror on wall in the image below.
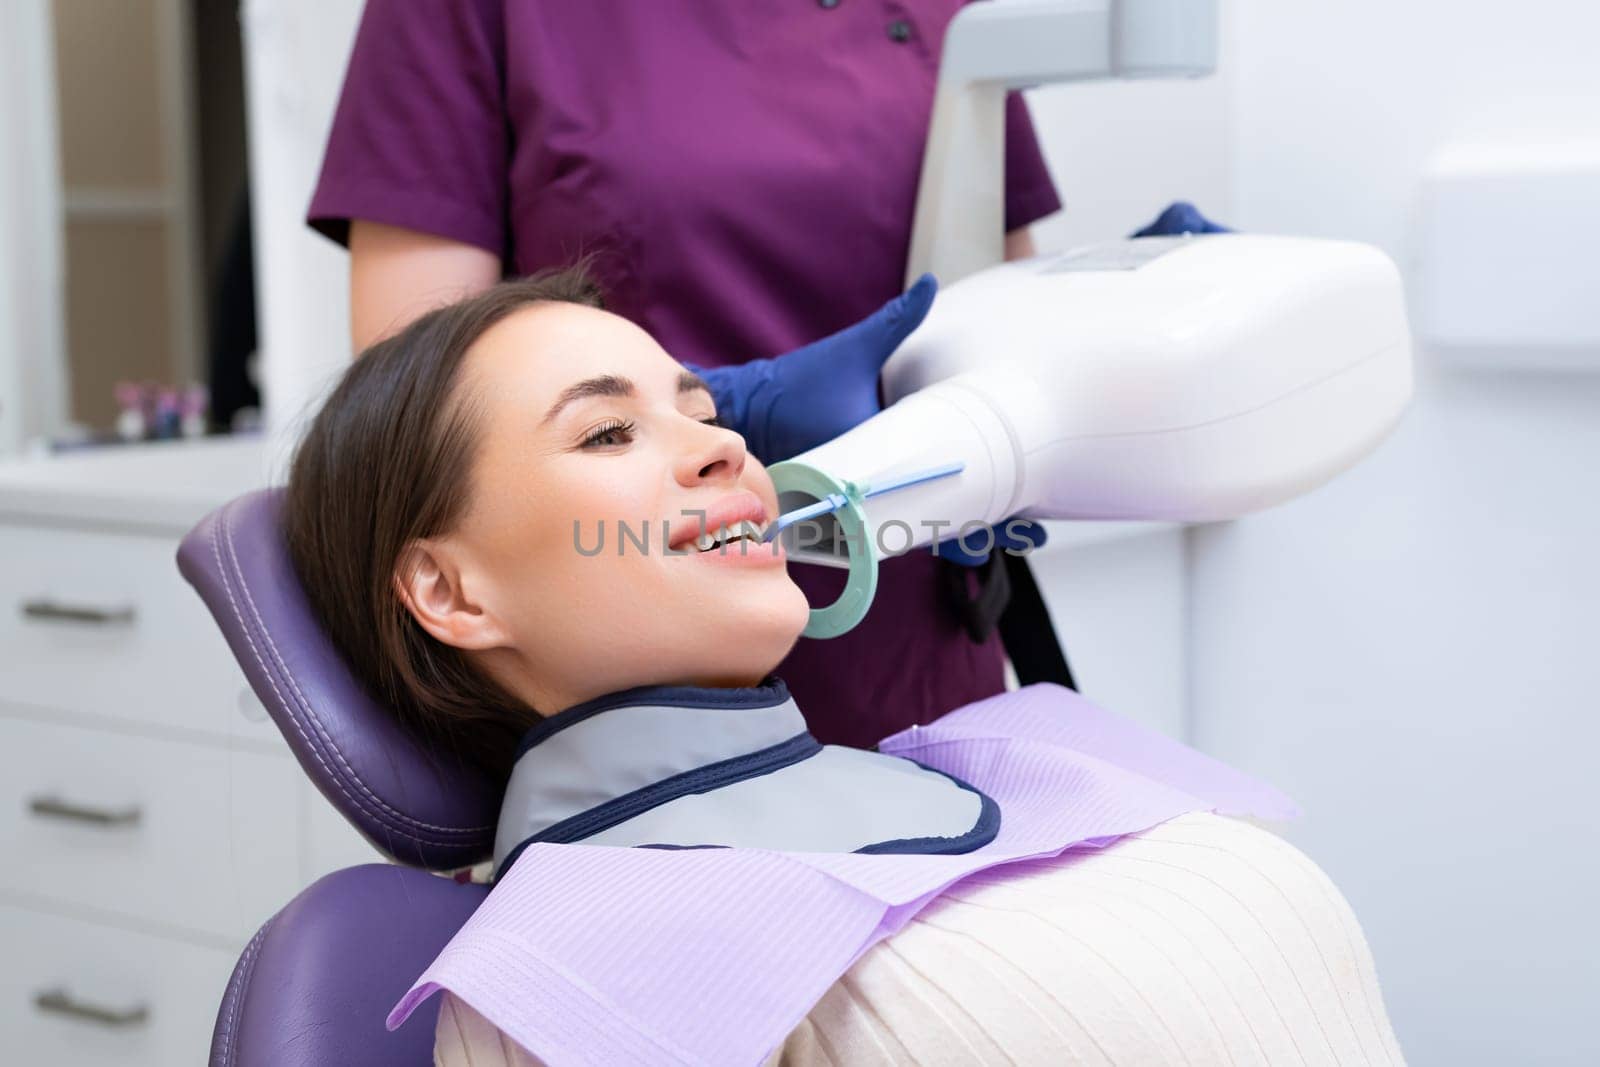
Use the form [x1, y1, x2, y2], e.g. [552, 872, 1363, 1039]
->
[25, 0, 257, 451]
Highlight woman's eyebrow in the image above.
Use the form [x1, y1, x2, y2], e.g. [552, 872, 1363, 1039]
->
[678, 370, 712, 397]
[542, 371, 713, 424]
[541, 374, 633, 424]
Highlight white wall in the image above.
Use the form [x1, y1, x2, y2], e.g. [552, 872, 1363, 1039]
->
[1023, 52, 1231, 249]
[1195, 2, 1600, 1062]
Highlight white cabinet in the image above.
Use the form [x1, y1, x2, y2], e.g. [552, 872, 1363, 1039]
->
[0, 524, 279, 741]
[0, 438, 382, 1062]
[0, 904, 238, 1067]
[0, 716, 303, 940]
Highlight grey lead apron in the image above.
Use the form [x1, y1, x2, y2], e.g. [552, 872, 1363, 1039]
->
[495, 678, 999, 880]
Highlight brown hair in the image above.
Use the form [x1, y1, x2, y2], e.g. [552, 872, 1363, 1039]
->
[282, 265, 604, 785]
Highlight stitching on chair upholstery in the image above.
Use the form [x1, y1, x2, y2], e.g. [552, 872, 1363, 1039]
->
[210, 501, 490, 847]
[214, 501, 492, 843]
[217, 915, 272, 1067]
[220, 504, 491, 839]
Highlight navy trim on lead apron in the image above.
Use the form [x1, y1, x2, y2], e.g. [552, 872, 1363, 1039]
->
[495, 731, 821, 882]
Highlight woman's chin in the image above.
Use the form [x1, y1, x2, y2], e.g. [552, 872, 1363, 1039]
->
[698, 592, 809, 685]
[771, 573, 813, 642]
[713, 563, 810, 635]
[653, 566, 809, 681]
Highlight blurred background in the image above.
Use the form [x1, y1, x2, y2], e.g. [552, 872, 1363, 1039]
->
[0, 0, 1595, 1063]
[1, 0, 256, 448]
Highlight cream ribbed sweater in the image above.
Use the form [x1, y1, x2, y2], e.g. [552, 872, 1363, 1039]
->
[433, 813, 1404, 1065]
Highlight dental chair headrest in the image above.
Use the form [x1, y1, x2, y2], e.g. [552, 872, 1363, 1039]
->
[177, 489, 498, 868]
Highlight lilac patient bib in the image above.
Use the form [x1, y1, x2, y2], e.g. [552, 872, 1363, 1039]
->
[388, 684, 1298, 1065]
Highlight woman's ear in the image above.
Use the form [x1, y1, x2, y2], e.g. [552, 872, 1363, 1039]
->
[394, 539, 509, 651]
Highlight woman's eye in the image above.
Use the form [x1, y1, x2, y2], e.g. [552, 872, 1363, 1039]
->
[700, 414, 724, 429]
[580, 419, 636, 448]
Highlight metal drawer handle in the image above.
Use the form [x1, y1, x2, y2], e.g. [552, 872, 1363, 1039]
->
[34, 987, 150, 1027]
[28, 795, 143, 827]
[21, 598, 137, 626]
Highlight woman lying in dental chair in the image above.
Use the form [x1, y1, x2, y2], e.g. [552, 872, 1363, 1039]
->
[281, 266, 1404, 1066]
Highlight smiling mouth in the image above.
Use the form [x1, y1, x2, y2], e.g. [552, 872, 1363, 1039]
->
[692, 519, 769, 552]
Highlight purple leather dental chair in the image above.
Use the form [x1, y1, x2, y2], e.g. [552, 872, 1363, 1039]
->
[177, 489, 499, 1066]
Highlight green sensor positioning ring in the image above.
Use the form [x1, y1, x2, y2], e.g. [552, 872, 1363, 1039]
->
[765, 459, 879, 639]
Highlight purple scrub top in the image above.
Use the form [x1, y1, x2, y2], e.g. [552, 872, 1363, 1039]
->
[309, 0, 1063, 749]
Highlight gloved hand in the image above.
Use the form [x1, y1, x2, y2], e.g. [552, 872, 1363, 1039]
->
[935, 517, 1048, 566]
[1132, 200, 1231, 237]
[688, 274, 938, 464]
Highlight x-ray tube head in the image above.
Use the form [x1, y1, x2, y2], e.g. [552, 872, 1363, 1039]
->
[771, 234, 1413, 637]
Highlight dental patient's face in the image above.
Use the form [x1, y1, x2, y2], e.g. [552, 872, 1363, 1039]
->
[411, 303, 810, 715]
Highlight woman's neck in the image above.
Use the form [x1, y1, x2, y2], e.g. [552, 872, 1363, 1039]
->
[478, 642, 778, 720]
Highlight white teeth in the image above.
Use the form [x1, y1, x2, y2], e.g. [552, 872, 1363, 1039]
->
[694, 519, 765, 552]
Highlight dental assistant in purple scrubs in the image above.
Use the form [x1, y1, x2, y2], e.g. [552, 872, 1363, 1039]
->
[307, 0, 1062, 751]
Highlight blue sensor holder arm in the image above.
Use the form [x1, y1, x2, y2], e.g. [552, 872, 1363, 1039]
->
[763, 461, 965, 542]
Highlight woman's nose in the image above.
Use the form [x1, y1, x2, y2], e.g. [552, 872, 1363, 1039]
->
[674, 418, 747, 487]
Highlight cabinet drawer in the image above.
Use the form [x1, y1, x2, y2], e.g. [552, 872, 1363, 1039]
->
[0, 523, 274, 741]
[0, 716, 301, 941]
[1, 904, 235, 1066]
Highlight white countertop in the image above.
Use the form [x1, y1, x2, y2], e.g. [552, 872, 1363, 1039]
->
[0, 437, 274, 533]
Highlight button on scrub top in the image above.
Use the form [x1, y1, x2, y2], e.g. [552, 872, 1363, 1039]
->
[308, 0, 1063, 747]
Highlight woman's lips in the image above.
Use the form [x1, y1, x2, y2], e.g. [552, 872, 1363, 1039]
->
[665, 491, 771, 552]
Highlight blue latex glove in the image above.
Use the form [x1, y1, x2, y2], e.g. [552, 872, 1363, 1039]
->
[687, 274, 938, 465]
[1132, 200, 1231, 237]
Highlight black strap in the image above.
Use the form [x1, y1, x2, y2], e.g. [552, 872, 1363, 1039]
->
[938, 553, 1077, 691]
[940, 552, 1010, 643]
[997, 553, 1077, 690]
